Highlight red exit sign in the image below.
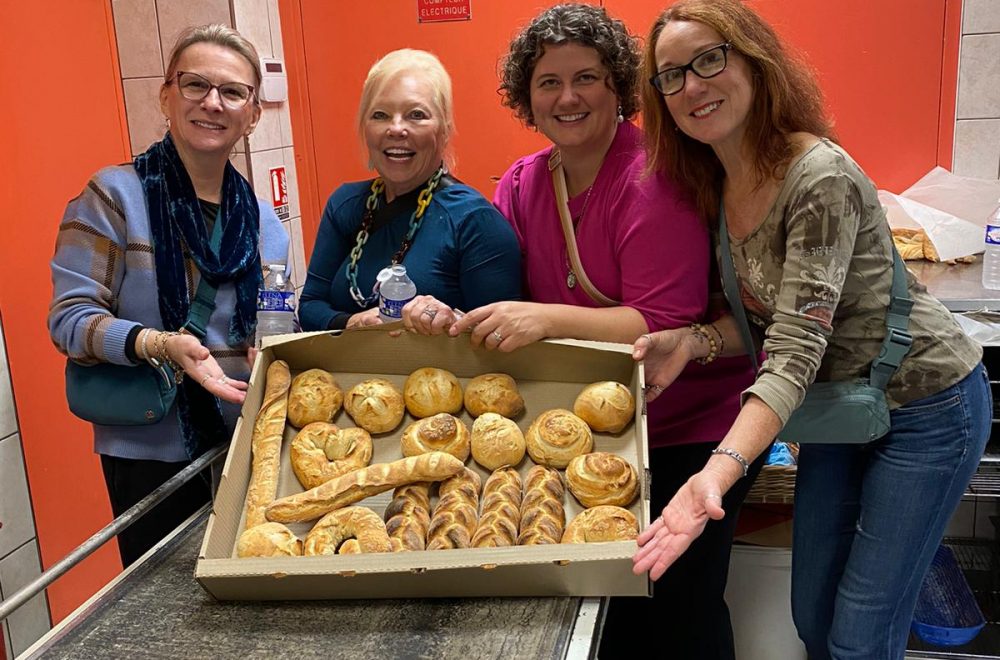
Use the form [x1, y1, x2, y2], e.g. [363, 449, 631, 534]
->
[417, 0, 471, 23]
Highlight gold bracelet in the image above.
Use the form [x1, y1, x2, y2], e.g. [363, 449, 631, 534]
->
[690, 323, 719, 365]
[138, 328, 152, 362]
[155, 331, 184, 383]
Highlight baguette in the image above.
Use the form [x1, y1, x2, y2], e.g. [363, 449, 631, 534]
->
[426, 468, 482, 550]
[266, 452, 464, 523]
[243, 360, 291, 528]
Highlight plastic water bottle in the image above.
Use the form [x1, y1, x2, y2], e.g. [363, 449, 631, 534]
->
[256, 264, 296, 346]
[982, 199, 1000, 290]
[378, 265, 417, 323]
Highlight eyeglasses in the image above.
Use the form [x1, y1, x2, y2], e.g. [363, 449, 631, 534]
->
[172, 71, 256, 109]
[649, 43, 733, 96]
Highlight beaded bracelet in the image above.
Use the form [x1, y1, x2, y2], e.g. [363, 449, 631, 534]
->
[711, 447, 749, 478]
[707, 322, 725, 358]
[690, 323, 719, 365]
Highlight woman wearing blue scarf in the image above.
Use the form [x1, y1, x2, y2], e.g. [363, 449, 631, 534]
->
[49, 25, 289, 566]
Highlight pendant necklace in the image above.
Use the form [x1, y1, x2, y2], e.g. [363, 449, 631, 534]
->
[566, 184, 594, 290]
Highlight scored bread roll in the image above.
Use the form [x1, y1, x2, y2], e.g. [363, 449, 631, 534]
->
[404, 367, 464, 418]
[287, 369, 343, 428]
[266, 452, 464, 523]
[344, 378, 405, 434]
[290, 423, 373, 490]
[562, 505, 639, 543]
[470, 413, 525, 471]
[573, 381, 635, 433]
[304, 506, 391, 555]
[426, 468, 482, 550]
[243, 360, 292, 528]
[400, 413, 471, 462]
[463, 373, 524, 418]
[525, 409, 593, 469]
[518, 465, 565, 546]
[236, 522, 302, 558]
[471, 467, 523, 548]
[565, 452, 639, 508]
[384, 482, 431, 551]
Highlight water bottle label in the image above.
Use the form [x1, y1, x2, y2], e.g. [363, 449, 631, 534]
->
[986, 225, 1000, 246]
[379, 294, 414, 320]
[257, 289, 296, 311]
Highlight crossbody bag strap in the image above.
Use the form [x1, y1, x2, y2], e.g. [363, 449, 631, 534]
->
[183, 208, 225, 340]
[718, 203, 760, 373]
[548, 149, 619, 307]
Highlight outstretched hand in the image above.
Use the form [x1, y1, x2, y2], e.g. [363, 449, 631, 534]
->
[633, 329, 694, 401]
[632, 469, 727, 581]
[167, 333, 248, 404]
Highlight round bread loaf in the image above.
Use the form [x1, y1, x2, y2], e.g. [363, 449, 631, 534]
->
[304, 506, 391, 555]
[344, 378, 405, 433]
[401, 413, 471, 462]
[573, 381, 635, 433]
[470, 412, 525, 471]
[236, 522, 302, 558]
[562, 505, 638, 543]
[463, 373, 524, 418]
[290, 422, 373, 490]
[404, 367, 463, 418]
[287, 369, 343, 427]
[565, 452, 639, 507]
[525, 409, 593, 468]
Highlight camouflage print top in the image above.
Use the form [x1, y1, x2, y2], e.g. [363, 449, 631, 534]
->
[720, 139, 982, 425]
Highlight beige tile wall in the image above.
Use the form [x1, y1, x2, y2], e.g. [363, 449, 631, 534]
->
[111, 0, 304, 292]
[954, 0, 1000, 179]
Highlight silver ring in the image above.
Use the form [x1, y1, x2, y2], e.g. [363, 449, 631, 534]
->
[492, 329, 503, 342]
[422, 307, 438, 320]
[646, 384, 664, 394]
[200, 374, 212, 386]
[218, 375, 229, 385]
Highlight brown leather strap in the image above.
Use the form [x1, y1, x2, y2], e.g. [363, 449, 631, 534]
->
[548, 150, 618, 307]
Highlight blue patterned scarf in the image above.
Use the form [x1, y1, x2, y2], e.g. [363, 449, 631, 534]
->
[134, 133, 262, 458]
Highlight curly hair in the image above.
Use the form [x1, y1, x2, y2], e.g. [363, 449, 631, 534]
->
[642, 0, 835, 223]
[499, 3, 640, 126]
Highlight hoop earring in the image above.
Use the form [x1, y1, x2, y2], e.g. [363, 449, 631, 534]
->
[616, 105, 624, 124]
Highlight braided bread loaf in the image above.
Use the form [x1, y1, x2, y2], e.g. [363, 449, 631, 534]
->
[471, 466, 522, 547]
[244, 360, 291, 528]
[384, 482, 431, 551]
[426, 468, 481, 550]
[518, 465, 565, 545]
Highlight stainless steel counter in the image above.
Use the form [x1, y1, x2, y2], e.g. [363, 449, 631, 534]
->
[910, 257, 1000, 313]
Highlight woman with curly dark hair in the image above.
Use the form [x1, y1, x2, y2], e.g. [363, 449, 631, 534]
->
[402, 5, 759, 657]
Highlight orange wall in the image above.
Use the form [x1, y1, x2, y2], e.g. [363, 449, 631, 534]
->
[0, 1, 128, 622]
[285, 0, 959, 238]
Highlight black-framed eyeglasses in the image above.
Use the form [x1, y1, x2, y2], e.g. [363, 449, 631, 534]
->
[649, 43, 733, 96]
[172, 71, 256, 109]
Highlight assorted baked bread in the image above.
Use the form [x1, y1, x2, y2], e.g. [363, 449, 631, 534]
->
[562, 506, 639, 543]
[404, 367, 464, 418]
[573, 381, 635, 433]
[287, 368, 343, 427]
[470, 413, 525, 471]
[525, 409, 593, 468]
[401, 413, 471, 462]
[566, 452, 639, 508]
[464, 373, 524, 418]
[344, 378, 405, 433]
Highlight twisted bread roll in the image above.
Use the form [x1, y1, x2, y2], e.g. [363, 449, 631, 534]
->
[471, 413, 525, 471]
[525, 409, 593, 469]
[565, 452, 639, 508]
[562, 505, 638, 543]
[471, 467, 523, 548]
[244, 360, 291, 528]
[426, 468, 481, 550]
[344, 378, 405, 433]
[304, 506, 391, 555]
[290, 423, 373, 490]
[573, 381, 635, 433]
[518, 466, 565, 545]
[384, 482, 431, 551]
[463, 373, 524, 418]
[266, 452, 464, 523]
[401, 413, 471, 462]
[404, 367, 463, 418]
[287, 369, 343, 427]
[236, 522, 302, 558]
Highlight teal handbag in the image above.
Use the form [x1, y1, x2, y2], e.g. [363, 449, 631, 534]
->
[718, 203, 913, 444]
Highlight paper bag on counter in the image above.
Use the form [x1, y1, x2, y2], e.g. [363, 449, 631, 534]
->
[878, 167, 1000, 262]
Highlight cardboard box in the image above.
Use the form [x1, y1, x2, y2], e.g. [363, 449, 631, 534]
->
[196, 327, 651, 600]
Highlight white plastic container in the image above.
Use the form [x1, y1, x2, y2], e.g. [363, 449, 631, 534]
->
[725, 546, 806, 660]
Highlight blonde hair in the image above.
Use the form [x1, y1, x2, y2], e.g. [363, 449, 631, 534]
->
[164, 24, 262, 105]
[356, 49, 455, 144]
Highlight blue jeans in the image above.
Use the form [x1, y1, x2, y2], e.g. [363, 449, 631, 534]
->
[790, 363, 991, 660]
